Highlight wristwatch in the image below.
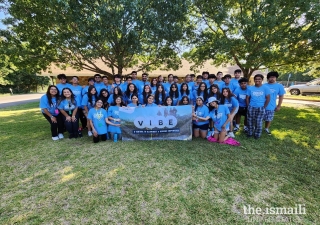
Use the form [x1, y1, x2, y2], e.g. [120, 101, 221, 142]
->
[50, 115, 54, 118]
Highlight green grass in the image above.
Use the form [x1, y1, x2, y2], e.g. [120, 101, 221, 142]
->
[0, 102, 319, 224]
[284, 94, 320, 101]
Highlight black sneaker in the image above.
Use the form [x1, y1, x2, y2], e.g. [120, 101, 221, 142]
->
[265, 129, 271, 135]
[254, 136, 260, 139]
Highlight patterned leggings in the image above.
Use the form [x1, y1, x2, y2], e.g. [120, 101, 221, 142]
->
[247, 106, 265, 137]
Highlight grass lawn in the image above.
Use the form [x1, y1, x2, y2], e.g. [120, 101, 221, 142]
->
[284, 94, 320, 101]
[0, 102, 319, 224]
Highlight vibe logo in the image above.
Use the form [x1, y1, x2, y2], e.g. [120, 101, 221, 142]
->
[134, 116, 177, 129]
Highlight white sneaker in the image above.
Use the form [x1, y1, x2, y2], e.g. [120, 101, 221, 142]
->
[88, 131, 93, 136]
[58, 133, 64, 139]
[228, 131, 235, 138]
[52, 136, 59, 141]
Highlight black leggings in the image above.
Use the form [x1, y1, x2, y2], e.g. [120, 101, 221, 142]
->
[43, 113, 64, 137]
[62, 111, 79, 137]
[93, 133, 107, 143]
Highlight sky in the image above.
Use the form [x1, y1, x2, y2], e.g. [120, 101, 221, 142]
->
[0, 10, 7, 29]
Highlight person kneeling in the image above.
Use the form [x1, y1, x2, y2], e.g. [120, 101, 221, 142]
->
[88, 99, 119, 143]
[196, 97, 231, 143]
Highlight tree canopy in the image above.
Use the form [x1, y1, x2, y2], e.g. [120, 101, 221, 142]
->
[1, 0, 190, 77]
[184, 0, 320, 78]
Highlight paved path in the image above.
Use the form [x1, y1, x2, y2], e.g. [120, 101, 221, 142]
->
[0, 94, 43, 108]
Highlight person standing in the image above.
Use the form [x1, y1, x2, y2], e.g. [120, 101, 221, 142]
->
[246, 74, 271, 139]
[233, 78, 250, 133]
[231, 69, 242, 90]
[40, 85, 64, 140]
[70, 76, 86, 133]
[93, 74, 105, 94]
[263, 71, 286, 135]
[56, 74, 72, 93]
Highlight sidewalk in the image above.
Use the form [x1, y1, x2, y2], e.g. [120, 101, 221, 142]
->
[0, 93, 43, 108]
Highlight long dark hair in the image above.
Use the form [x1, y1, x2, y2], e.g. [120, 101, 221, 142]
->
[197, 82, 208, 101]
[130, 93, 141, 106]
[151, 78, 158, 87]
[99, 88, 110, 109]
[142, 85, 152, 104]
[88, 85, 98, 105]
[46, 85, 59, 106]
[125, 83, 138, 96]
[169, 83, 179, 99]
[180, 83, 190, 96]
[194, 96, 207, 113]
[220, 88, 234, 104]
[112, 86, 123, 103]
[164, 96, 173, 106]
[179, 96, 190, 105]
[111, 96, 126, 107]
[155, 84, 166, 105]
[59, 87, 76, 106]
[208, 84, 221, 100]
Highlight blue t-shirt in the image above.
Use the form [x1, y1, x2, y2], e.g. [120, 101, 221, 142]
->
[194, 105, 209, 125]
[222, 96, 239, 112]
[247, 85, 271, 107]
[263, 83, 286, 110]
[179, 92, 193, 103]
[81, 94, 96, 110]
[88, 108, 108, 135]
[150, 86, 157, 94]
[58, 99, 78, 112]
[214, 80, 224, 91]
[82, 85, 89, 96]
[221, 82, 236, 93]
[70, 85, 83, 109]
[56, 83, 72, 94]
[131, 80, 143, 94]
[163, 82, 174, 93]
[94, 82, 105, 94]
[192, 90, 207, 104]
[169, 92, 181, 106]
[108, 106, 121, 133]
[209, 105, 230, 131]
[231, 78, 241, 89]
[146, 103, 157, 107]
[186, 82, 195, 92]
[40, 95, 59, 116]
[127, 103, 141, 107]
[123, 93, 136, 105]
[233, 87, 249, 107]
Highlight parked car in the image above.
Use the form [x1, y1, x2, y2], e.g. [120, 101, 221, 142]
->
[288, 78, 320, 95]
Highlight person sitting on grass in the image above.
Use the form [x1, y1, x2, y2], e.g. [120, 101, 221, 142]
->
[220, 88, 239, 138]
[108, 96, 126, 141]
[88, 99, 118, 143]
[192, 96, 209, 139]
[40, 85, 64, 141]
[196, 97, 230, 143]
[58, 88, 79, 139]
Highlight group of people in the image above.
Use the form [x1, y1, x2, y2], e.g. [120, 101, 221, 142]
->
[40, 70, 285, 143]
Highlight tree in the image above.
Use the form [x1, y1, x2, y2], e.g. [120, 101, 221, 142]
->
[1, 0, 190, 77]
[184, 0, 320, 79]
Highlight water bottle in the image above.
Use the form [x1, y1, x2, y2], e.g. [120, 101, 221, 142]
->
[114, 134, 118, 142]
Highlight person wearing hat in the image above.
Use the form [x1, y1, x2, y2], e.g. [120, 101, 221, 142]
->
[196, 97, 231, 143]
[263, 71, 286, 135]
[192, 96, 210, 139]
[56, 74, 72, 94]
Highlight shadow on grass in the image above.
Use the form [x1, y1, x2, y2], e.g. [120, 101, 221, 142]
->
[0, 104, 320, 224]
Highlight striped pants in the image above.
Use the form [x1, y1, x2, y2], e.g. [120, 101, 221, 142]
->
[247, 106, 265, 138]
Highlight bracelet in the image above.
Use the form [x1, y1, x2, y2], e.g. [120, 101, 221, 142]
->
[50, 115, 54, 118]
